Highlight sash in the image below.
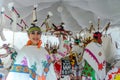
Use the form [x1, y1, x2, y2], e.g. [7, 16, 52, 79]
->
[85, 48, 105, 70]
[10, 64, 36, 80]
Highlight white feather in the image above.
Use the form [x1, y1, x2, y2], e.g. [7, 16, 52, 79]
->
[1, 7, 5, 12]
[8, 2, 14, 10]
[48, 11, 53, 17]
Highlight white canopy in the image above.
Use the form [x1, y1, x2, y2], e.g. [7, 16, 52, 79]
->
[0, 0, 120, 31]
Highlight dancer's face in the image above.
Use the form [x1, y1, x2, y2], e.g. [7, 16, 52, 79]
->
[28, 31, 41, 45]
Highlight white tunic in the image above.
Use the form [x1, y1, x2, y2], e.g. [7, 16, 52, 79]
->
[6, 46, 57, 80]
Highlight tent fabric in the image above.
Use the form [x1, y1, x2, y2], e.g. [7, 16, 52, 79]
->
[0, 0, 120, 32]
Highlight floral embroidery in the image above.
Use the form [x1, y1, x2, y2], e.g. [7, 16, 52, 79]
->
[24, 67, 29, 72]
[16, 66, 22, 71]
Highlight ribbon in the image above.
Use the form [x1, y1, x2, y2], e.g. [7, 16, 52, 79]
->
[12, 7, 20, 18]
[4, 14, 13, 24]
[17, 23, 23, 30]
[20, 19, 28, 28]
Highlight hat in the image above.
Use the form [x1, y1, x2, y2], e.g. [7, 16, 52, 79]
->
[27, 24, 41, 34]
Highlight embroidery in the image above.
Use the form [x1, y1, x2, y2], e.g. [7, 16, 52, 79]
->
[10, 64, 29, 73]
[31, 62, 37, 71]
[21, 57, 28, 66]
[30, 62, 37, 80]
[29, 68, 36, 80]
[41, 60, 51, 75]
[41, 60, 48, 67]
[42, 59, 51, 67]
[10, 64, 37, 80]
